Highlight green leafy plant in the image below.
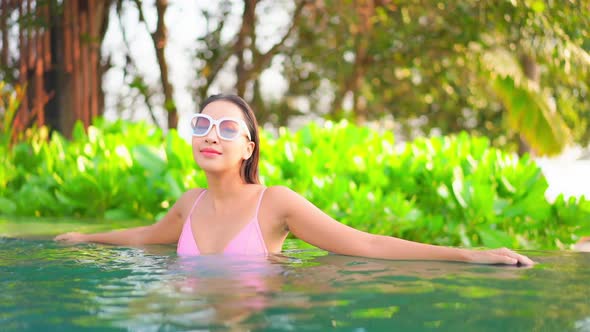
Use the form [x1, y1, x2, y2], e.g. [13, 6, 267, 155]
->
[2, 118, 588, 250]
[0, 82, 25, 146]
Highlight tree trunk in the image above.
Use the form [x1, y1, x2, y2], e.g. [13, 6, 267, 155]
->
[134, 0, 177, 130]
[154, 0, 177, 129]
[13, 0, 112, 138]
[329, 0, 373, 123]
[1, 0, 9, 70]
[235, 0, 257, 97]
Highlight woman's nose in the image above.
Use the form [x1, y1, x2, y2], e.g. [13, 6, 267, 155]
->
[204, 125, 219, 143]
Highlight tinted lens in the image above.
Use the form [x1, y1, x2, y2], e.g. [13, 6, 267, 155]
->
[219, 119, 241, 139]
[192, 116, 211, 136]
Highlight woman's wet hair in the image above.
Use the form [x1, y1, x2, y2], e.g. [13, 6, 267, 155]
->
[199, 94, 260, 184]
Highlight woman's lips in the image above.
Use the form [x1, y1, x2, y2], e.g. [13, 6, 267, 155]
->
[200, 148, 222, 156]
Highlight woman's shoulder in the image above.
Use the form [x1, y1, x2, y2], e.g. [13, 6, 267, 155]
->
[169, 188, 206, 218]
[265, 185, 292, 194]
[264, 185, 303, 201]
[182, 187, 206, 197]
[262, 186, 312, 219]
[176, 188, 206, 207]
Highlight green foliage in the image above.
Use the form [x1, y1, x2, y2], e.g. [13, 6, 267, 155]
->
[0, 82, 24, 146]
[482, 49, 573, 155]
[2, 118, 589, 249]
[262, 121, 590, 250]
[280, 0, 590, 154]
[1, 119, 206, 221]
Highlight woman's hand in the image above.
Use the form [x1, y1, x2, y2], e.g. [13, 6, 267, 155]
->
[54, 232, 89, 244]
[465, 247, 535, 266]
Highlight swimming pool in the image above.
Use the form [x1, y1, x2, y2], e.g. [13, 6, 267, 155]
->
[1, 225, 590, 331]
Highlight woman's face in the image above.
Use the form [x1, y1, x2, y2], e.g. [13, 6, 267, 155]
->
[192, 101, 254, 177]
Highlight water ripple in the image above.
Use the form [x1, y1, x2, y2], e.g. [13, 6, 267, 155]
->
[2, 237, 590, 331]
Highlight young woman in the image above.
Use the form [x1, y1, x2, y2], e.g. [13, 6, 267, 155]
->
[55, 94, 534, 266]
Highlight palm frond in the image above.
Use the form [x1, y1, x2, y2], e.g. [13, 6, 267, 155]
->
[481, 49, 572, 156]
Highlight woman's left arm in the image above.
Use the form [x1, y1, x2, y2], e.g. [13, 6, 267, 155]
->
[270, 186, 534, 265]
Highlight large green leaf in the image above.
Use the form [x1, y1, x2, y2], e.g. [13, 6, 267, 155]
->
[477, 227, 515, 248]
[493, 75, 571, 155]
[483, 49, 572, 156]
[0, 197, 16, 215]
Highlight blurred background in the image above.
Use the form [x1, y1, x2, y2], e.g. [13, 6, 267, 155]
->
[1, 0, 589, 200]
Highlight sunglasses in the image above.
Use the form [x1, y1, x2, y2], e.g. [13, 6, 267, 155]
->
[190, 113, 252, 141]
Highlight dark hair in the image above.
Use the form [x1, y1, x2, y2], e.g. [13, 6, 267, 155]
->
[199, 94, 260, 184]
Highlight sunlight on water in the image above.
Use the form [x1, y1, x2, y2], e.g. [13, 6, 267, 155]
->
[1, 233, 590, 331]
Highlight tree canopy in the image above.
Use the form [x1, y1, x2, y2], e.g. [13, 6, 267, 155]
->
[1, 0, 589, 155]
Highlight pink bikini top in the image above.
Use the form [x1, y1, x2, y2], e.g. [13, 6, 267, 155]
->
[177, 189, 269, 256]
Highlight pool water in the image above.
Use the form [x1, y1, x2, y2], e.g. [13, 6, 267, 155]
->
[1, 229, 590, 331]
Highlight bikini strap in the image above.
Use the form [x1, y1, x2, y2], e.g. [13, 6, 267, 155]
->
[188, 189, 207, 215]
[254, 188, 267, 218]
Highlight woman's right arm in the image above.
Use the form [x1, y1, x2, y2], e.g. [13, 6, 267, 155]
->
[54, 189, 202, 246]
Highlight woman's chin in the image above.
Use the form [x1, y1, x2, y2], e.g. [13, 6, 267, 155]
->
[194, 161, 226, 174]
[194, 156, 220, 167]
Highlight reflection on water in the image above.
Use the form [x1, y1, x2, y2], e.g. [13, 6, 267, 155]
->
[1, 236, 590, 331]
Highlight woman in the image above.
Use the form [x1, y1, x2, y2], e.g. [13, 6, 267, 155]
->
[55, 94, 534, 266]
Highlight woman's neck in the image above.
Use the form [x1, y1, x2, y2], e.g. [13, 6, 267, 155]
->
[204, 171, 250, 200]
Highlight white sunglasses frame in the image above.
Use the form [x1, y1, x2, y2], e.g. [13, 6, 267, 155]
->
[190, 113, 252, 141]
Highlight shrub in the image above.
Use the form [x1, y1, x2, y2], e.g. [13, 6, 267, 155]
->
[1, 118, 588, 249]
